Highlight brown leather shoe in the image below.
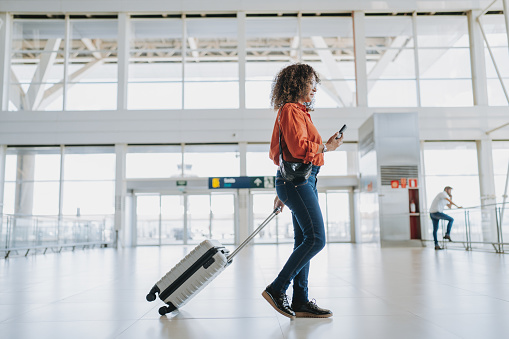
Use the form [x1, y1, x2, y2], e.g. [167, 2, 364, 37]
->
[291, 299, 333, 318]
[262, 285, 295, 319]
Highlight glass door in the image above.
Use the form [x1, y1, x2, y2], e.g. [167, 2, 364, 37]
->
[251, 190, 352, 244]
[136, 194, 161, 245]
[320, 191, 351, 242]
[160, 195, 185, 244]
[136, 192, 236, 246]
[252, 192, 293, 244]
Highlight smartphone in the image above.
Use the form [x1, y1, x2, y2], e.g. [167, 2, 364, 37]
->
[336, 124, 347, 139]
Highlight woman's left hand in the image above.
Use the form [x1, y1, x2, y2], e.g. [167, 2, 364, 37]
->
[274, 196, 285, 214]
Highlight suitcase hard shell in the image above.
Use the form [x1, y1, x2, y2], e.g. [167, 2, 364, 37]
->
[146, 239, 230, 315]
[146, 208, 279, 315]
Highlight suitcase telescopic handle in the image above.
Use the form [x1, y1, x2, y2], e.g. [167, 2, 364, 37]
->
[227, 207, 281, 262]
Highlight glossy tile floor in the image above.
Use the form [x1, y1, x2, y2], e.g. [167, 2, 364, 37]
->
[1, 244, 509, 339]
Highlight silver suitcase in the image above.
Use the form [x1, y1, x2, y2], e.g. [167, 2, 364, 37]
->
[146, 208, 279, 315]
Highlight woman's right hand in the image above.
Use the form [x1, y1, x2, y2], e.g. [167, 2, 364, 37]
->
[325, 132, 343, 152]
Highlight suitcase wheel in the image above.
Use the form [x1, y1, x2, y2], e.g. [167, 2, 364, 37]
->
[159, 302, 177, 316]
[146, 285, 160, 302]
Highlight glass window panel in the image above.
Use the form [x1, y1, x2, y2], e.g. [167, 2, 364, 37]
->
[246, 17, 298, 41]
[366, 49, 416, 79]
[365, 16, 414, 45]
[246, 144, 276, 177]
[183, 145, 240, 177]
[128, 59, 182, 82]
[314, 80, 356, 108]
[301, 16, 353, 42]
[130, 19, 182, 49]
[492, 141, 509, 204]
[418, 48, 472, 79]
[487, 79, 509, 106]
[4, 154, 18, 181]
[12, 19, 66, 51]
[420, 79, 473, 107]
[127, 82, 182, 110]
[318, 151, 348, 176]
[424, 142, 478, 175]
[2, 182, 15, 214]
[416, 16, 469, 48]
[368, 80, 417, 107]
[32, 182, 60, 215]
[305, 53, 356, 80]
[485, 48, 509, 79]
[423, 142, 481, 209]
[62, 181, 115, 215]
[70, 20, 118, 50]
[64, 152, 116, 181]
[11, 52, 65, 83]
[126, 145, 182, 178]
[66, 83, 117, 110]
[33, 154, 61, 181]
[481, 14, 508, 47]
[68, 53, 118, 83]
[483, 15, 509, 106]
[186, 18, 237, 40]
[245, 80, 272, 109]
[184, 82, 239, 109]
[245, 61, 290, 109]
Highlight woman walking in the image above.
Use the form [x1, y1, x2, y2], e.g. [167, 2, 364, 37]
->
[262, 63, 343, 319]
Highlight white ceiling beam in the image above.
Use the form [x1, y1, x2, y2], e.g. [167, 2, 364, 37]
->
[9, 70, 28, 111]
[81, 38, 103, 59]
[26, 38, 61, 110]
[290, 36, 299, 58]
[187, 37, 199, 60]
[311, 36, 353, 107]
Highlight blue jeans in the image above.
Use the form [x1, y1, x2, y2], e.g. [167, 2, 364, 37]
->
[271, 165, 326, 304]
[430, 212, 454, 245]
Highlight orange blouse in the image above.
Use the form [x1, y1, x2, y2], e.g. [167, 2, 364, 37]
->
[269, 103, 324, 167]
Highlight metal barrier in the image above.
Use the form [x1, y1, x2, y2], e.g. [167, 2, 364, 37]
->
[421, 202, 509, 254]
[0, 214, 115, 259]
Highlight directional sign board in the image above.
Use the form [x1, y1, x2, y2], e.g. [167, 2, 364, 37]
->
[209, 176, 275, 189]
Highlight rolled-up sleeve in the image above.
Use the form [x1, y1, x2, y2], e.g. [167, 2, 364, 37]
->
[280, 106, 321, 163]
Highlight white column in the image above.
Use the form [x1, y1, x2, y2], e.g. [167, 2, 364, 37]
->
[352, 11, 367, 107]
[468, 10, 489, 106]
[117, 13, 130, 110]
[0, 13, 11, 111]
[0, 145, 6, 213]
[115, 144, 127, 247]
[476, 138, 498, 242]
[237, 12, 246, 110]
[238, 141, 248, 246]
[503, 0, 509, 49]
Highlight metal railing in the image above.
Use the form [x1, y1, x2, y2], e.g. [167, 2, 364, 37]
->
[421, 202, 509, 253]
[0, 214, 116, 258]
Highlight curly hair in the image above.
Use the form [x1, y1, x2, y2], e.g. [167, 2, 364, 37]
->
[270, 63, 321, 111]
